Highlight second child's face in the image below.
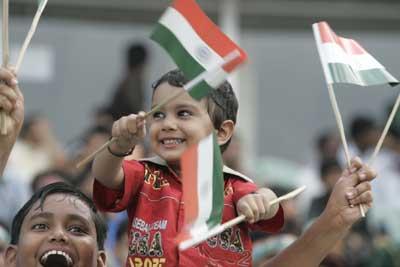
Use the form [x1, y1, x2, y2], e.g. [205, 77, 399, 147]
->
[149, 83, 214, 168]
[7, 194, 105, 267]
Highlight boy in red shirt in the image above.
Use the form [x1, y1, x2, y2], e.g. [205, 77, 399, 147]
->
[92, 70, 284, 266]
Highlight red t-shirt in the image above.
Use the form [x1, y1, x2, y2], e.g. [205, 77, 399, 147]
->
[93, 157, 284, 267]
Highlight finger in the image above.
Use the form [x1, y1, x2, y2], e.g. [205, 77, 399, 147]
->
[112, 121, 121, 138]
[348, 191, 373, 206]
[0, 95, 13, 112]
[126, 115, 138, 135]
[358, 165, 377, 182]
[245, 198, 260, 223]
[0, 83, 18, 103]
[237, 202, 255, 223]
[343, 157, 363, 176]
[253, 195, 266, 222]
[0, 68, 18, 87]
[120, 116, 133, 140]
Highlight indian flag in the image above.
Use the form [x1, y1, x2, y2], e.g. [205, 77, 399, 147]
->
[313, 21, 398, 87]
[177, 133, 224, 250]
[151, 0, 247, 100]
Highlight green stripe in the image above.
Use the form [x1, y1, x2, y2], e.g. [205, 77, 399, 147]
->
[206, 133, 224, 229]
[151, 23, 205, 80]
[188, 80, 213, 100]
[328, 63, 399, 87]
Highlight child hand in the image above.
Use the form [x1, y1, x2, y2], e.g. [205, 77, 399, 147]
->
[236, 188, 280, 224]
[0, 67, 24, 137]
[323, 157, 376, 229]
[108, 111, 146, 154]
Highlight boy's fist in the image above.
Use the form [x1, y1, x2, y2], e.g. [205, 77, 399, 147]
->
[237, 187, 280, 224]
[109, 111, 146, 154]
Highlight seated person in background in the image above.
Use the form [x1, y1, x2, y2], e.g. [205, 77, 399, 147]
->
[3, 182, 107, 267]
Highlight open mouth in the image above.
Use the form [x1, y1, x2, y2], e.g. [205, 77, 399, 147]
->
[40, 250, 73, 267]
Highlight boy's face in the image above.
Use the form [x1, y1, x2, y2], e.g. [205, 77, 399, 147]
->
[5, 193, 105, 267]
[149, 83, 214, 168]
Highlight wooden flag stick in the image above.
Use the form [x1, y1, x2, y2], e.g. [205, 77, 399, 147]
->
[76, 51, 242, 168]
[327, 83, 365, 217]
[15, 0, 48, 73]
[1, 0, 10, 135]
[369, 92, 400, 165]
[179, 186, 307, 251]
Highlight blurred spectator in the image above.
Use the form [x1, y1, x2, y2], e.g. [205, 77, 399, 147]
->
[295, 130, 340, 221]
[30, 169, 71, 193]
[107, 43, 148, 120]
[5, 114, 65, 185]
[0, 220, 10, 267]
[114, 219, 129, 267]
[0, 172, 29, 227]
[349, 116, 380, 156]
[307, 159, 342, 221]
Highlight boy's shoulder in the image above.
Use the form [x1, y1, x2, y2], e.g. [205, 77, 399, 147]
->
[138, 156, 254, 183]
[223, 166, 253, 183]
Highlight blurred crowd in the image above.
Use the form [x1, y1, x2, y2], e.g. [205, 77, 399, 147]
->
[0, 42, 399, 267]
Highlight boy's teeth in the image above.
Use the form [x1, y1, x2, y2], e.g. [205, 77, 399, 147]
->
[163, 139, 182, 144]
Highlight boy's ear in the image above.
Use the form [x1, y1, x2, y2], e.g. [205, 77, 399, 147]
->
[97, 250, 107, 267]
[4, 245, 18, 267]
[216, 120, 235, 147]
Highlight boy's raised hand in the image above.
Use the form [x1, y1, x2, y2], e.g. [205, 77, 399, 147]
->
[0, 67, 24, 141]
[323, 157, 376, 229]
[108, 111, 146, 154]
[236, 187, 280, 224]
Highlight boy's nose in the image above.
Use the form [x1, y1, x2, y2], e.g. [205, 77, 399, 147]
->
[48, 227, 69, 243]
[161, 116, 178, 130]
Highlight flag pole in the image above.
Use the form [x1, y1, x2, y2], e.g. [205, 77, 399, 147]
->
[1, 0, 10, 135]
[15, 0, 49, 73]
[327, 83, 365, 217]
[179, 186, 307, 251]
[369, 92, 400, 164]
[76, 51, 241, 168]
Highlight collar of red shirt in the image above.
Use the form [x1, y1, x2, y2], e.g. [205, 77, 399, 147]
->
[139, 156, 254, 183]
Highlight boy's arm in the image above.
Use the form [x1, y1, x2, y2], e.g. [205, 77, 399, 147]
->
[0, 68, 23, 175]
[262, 157, 376, 267]
[92, 112, 146, 190]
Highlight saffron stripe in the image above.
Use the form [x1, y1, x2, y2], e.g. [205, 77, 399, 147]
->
[172, 0, 247, 59]
[181, 144, 199, 225]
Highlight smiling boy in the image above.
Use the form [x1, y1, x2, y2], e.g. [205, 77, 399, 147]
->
[3, 183, 107, 267]
[92, 70, 284, 266]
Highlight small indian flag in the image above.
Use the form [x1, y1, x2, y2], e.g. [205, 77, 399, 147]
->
[151, 0, 247, 100]
[313, 21, 398, 87]
[177, 133, 224, 250]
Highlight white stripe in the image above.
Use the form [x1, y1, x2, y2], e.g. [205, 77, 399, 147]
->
[313, 23, 333, 84]
[319, 43, 385, 71]
[191, 134, 214, 230]
[159, 7, 224, 70]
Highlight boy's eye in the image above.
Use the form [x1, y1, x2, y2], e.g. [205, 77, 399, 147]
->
[32, 223, 48, 231]
[178, 110, 191, 117]
[152, 111, 165, 120]
[68, 225, 88, 235]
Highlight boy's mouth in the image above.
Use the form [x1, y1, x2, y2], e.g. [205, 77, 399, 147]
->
[40, 250, 73, 267]
[160, 138, 185, 146]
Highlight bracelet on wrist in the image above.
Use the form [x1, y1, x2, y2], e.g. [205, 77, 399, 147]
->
[107, 141, 134, 158]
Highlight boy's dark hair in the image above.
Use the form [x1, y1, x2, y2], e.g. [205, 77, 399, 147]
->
[151, 69, 238, 152]
[10, 183, 107, 250]
[319, 158, 341, 178]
